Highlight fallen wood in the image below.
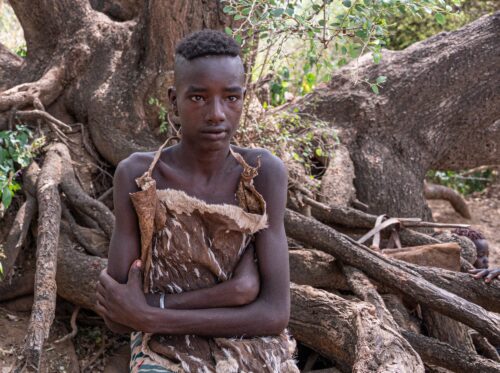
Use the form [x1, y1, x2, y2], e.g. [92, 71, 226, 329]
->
[23, 144, 63, 371]
[383, 243, 461, 272]
[470, 331, 500, 362]
[340, 264, 424, 371]
[401, 264, 500, 314]
[289, 249, 349, 291]
[290, 283, 424, 372]
[424, 182, 472, 219]
[402, 331, 500, 373]
[284, 209, 500, 345]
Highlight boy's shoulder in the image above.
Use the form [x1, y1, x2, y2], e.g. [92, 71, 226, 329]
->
[115, 150, 156, 182]
[231, 146, 287, 188]
[231, 146, 285, 172]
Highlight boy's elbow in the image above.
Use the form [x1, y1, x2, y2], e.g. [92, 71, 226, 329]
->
[233, 277, 260, 306]
[262, 305, 290, 335]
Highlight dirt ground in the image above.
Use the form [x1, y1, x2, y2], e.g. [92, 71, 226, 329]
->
[429, 186, 500, 267]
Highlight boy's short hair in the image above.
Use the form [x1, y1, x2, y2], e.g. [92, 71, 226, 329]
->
[453, 227, 485, 241]
[175, 29, 241, 60]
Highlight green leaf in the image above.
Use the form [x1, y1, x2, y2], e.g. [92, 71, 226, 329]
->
[376, 75, 387, 84]
[371, 84, 379, 94]
[343, 0, 352, 8]
[435, 12, 445, 25]
[224, 27, 232, 36]
[315, 148, 323, 157]
[373, 52, 381, 64]
[2, 186, 13, 210]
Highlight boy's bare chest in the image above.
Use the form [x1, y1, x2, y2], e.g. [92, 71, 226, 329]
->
[152, 164, 242, 206]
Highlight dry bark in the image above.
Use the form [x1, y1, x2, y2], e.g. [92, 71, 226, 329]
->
[56, 144, 115, 239]
[290, 283, 424, 372]
[340, 265, 424, 371]
[424, 183, 472, 219]
[289, 249, 349, 291]
[284, 209, 500, 345]
[23, 144, 63, 371]
[470, 331, 500, 362]
[298, 12, 500, 219]
[0, 259, 35, 302]
[403, 331, 500, 373]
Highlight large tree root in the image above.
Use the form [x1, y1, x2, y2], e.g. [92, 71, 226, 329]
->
[58, 144, 115, 239]
[284, 209, 500, 345]
[22, 144, 63, 371]
[424, 182, 472, 219]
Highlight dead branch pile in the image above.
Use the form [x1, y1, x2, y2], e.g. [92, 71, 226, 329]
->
[1, 142, 499, 372]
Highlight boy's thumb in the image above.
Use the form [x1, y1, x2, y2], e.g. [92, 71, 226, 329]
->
[128, 260, 143, 285]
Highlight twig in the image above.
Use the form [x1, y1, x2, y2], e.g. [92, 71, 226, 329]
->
[54, 306, 80, 344]
[15, 109, 72, 131]
[81, 338, 112, 372]
[97, 187, 113, 202]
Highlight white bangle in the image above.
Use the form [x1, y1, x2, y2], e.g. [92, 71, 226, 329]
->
[159, 293, 165, 309]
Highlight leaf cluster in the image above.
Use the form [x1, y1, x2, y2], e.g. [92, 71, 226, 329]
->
[426, 169, 495, 195]
[0, 126, 44, 216]
[223, 0, 455, 101]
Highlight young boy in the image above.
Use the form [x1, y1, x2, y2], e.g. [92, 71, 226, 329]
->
[96, 30, 298, 372]
[453, 228, 500, 283]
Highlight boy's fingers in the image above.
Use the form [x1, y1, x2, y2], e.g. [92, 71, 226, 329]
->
[98, 268, 112, 288]
[468, 269, 481, 274]
[472, 269, 489, 279]
[96, 291, 107, 307]
[128, 260, 143, 286]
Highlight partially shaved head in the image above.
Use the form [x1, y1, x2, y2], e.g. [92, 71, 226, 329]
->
[173, 29, 245, 87]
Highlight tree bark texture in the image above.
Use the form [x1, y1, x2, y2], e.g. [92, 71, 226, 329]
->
[298, 12, 500, 218]
[284, 209, 500, 345]
[23, 144, 62, 371]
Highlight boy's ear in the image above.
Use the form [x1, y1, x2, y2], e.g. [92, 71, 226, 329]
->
[168, 87, 178, 115]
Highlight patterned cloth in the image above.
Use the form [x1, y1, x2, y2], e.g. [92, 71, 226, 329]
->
[128, 144, 298, 373]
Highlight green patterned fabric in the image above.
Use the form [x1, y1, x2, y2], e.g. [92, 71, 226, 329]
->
[130, 332, 175, 373]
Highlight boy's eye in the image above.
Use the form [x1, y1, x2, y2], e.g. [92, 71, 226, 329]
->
[227, 96, 239, 102]
[190, 95, 204, 102]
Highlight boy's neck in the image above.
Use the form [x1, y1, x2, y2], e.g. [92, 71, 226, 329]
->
[176, 141, 232, 181]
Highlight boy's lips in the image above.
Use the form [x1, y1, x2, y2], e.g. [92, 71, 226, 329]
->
[200, 128, 228, 140]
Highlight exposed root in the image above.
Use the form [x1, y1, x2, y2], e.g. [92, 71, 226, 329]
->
[57, 144, 115, 239]
[424, 182, 472, 219]
[23, 144, 63, 370]
[0, 65, 65, 112]
[1, 163, 40, 278]
[54, 306, 80, 344]
[61, 204, 108, 257]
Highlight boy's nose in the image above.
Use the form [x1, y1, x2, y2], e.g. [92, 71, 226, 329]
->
[206, 99, 226, 124]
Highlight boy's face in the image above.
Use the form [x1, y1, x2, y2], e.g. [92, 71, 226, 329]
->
[473, 238, 489, 269]
[169, 55, 246, 151]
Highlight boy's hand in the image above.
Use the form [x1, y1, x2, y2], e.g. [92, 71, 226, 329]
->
[230, 244, 260, 304]
[96, 260, 150, 331]
[469, 268, 500, 283]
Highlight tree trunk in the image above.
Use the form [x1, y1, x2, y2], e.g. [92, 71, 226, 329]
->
[298, 12, 500, 218]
